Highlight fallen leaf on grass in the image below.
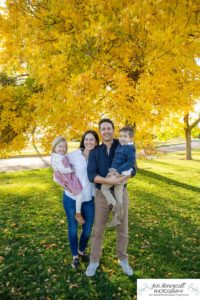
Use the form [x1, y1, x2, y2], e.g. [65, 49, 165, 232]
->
[141, 240, 150, 249]
[18, 247, 27, 256]
[48, 268, 52, 273]
[69, 284, 79, 289]
[44, 243, 57, 249]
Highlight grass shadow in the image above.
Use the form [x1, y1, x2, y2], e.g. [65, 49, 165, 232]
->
[138, 169, 200, 193]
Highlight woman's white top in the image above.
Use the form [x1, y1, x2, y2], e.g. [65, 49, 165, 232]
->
[64, 149, 94, 202]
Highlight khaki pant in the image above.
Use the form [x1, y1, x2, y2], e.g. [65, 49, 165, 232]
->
[90, 188, 129, 262]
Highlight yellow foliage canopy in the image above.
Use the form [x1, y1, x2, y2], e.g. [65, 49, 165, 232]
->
[0, 0, 200, 151]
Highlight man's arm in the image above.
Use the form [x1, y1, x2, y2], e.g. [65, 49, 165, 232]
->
[87, 149, 124, 185]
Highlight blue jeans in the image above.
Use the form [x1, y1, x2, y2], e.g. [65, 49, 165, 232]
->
[63, 192, 95, 257]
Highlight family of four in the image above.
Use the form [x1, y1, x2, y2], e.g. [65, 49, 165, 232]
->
[51, 118, 136, 276]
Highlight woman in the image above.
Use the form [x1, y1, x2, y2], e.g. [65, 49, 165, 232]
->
[63, 130, 99, 269]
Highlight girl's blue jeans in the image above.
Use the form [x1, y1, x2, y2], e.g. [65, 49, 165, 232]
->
[63, 192, 94, 257]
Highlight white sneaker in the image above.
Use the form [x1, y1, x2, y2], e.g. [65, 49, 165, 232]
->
[86, 262, 99, 277]
[119, 259, 133, 276]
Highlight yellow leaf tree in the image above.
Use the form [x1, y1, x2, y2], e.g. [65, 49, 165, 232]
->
[0, 0, 199, 153]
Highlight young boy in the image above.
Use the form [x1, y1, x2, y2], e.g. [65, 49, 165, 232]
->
[101, 126, 135, 227]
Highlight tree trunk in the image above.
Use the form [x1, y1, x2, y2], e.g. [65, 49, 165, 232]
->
[184, 114, 192, 160]
[183, 113, 200, 160]
[32, 127, 50, 167]
[185, 127, 192, 160]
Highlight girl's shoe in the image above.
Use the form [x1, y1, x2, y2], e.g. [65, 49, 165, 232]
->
[75, 213, 85, 224]
[78, 251, 90, 262]
[71, 257, 79, 269]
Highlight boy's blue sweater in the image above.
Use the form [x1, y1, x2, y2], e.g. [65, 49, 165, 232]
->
[111, 143, 135, 174]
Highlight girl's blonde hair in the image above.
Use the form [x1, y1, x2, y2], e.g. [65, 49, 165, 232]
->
[51, 136, 67, 153]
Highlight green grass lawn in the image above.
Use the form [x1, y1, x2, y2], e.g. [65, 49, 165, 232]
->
[0, 151, 200, 300]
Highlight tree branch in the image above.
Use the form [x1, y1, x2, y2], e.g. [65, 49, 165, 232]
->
[190, 115, 200, 130]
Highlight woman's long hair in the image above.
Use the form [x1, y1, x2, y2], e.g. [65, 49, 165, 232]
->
[79, 130, 99, 149]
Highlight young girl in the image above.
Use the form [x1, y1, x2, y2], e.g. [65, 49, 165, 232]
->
[51, 136, 84, 224]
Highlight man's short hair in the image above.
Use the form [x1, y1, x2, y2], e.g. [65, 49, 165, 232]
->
[99, 118, 114, 129]
[119, 126, 134, 138]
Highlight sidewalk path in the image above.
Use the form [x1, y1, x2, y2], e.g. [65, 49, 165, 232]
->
[0, 156, 51, 172]
[157, 140, 200, 153]
[0, 140, 199, 172]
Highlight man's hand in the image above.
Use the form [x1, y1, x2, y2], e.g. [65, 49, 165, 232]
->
[106, 176, 123, 185]
[94, 174, 130, 185]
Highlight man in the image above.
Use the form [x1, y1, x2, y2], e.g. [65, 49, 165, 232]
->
[86, 118, 136, 276]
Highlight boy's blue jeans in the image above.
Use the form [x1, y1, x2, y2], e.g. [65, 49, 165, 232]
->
[63, 192, 94, 257]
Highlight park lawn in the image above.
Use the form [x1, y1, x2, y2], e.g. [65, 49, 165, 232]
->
[0, 151, 200, 300]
